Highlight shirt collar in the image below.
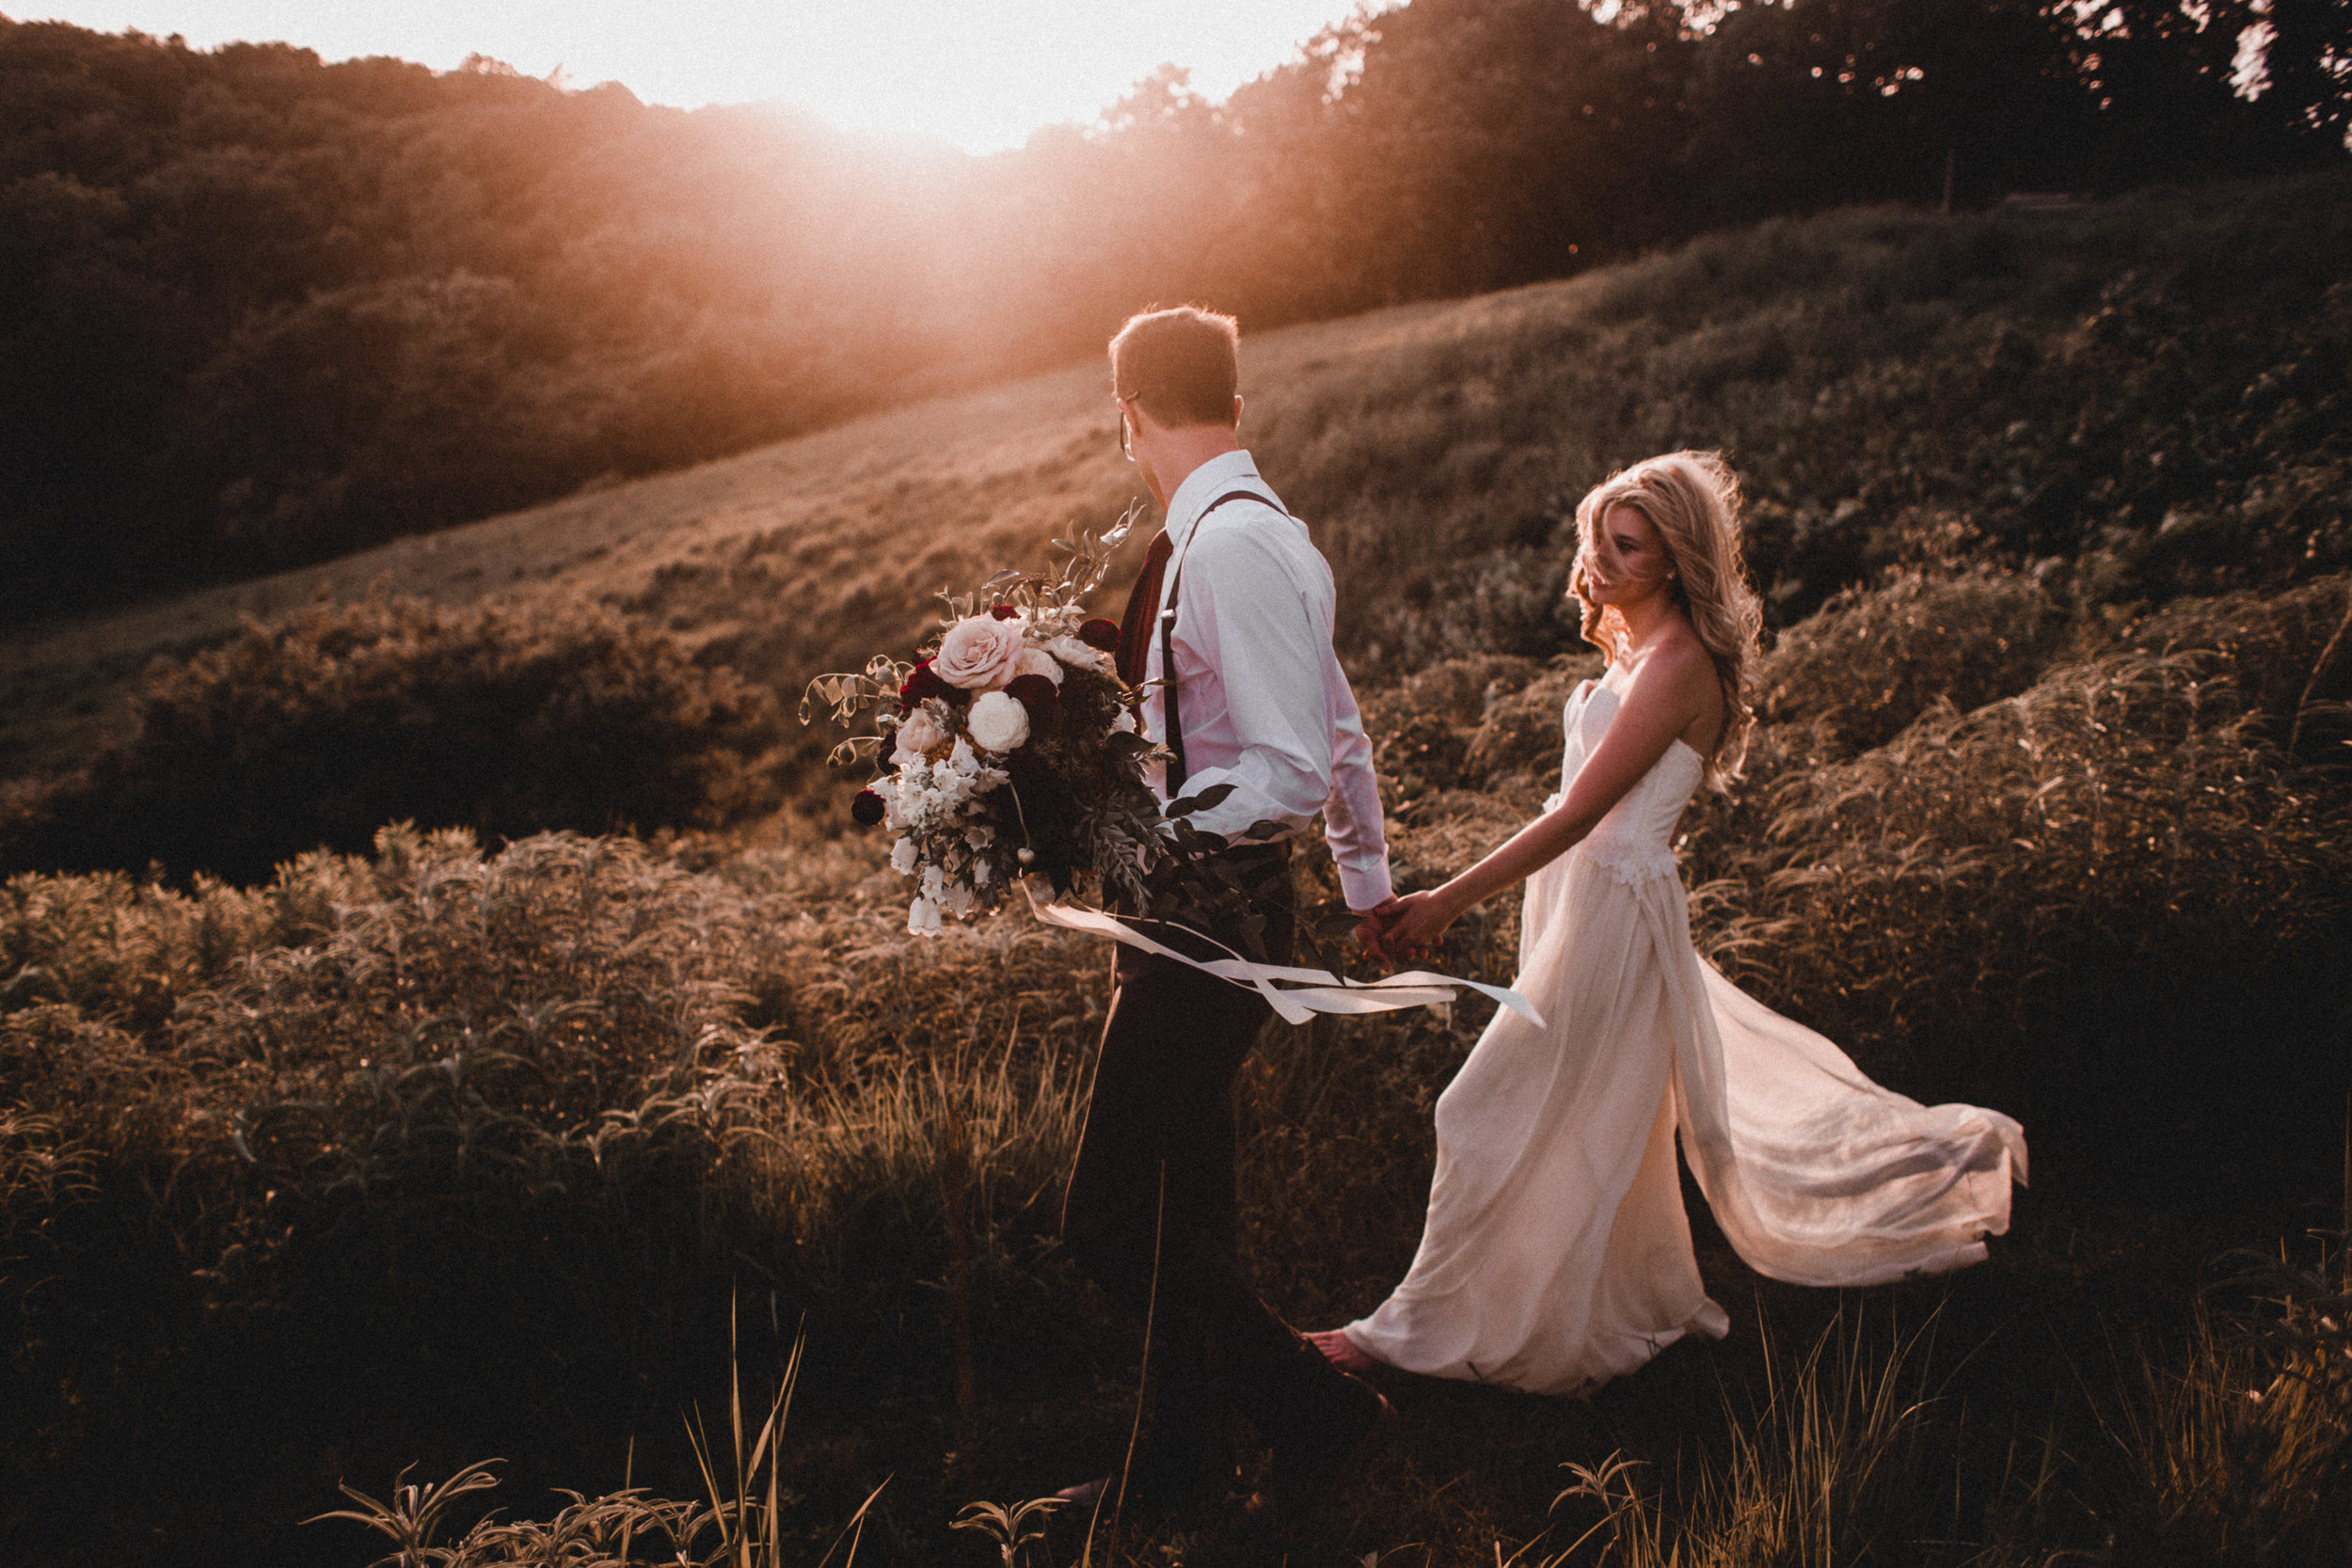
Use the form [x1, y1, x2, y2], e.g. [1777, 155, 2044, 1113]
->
[1165, 450, 1280, 548]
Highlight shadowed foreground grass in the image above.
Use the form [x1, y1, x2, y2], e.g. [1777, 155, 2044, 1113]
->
[4, 562, 2349, 1564]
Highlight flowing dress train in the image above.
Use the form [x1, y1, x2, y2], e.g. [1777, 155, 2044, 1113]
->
[1343, 666, 2027, 1396]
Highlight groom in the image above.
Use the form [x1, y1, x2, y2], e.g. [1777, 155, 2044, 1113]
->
[1056, 306, 1397, 1529]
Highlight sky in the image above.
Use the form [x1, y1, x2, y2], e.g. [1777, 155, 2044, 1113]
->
[20, 0, 1372, 152]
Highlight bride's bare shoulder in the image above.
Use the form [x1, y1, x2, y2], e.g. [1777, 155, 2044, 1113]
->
[1627, 623, 1714, 692]
[1625, 623, 1724, 739]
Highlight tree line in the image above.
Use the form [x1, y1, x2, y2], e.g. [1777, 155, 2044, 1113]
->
[3, 0, 2343, 625]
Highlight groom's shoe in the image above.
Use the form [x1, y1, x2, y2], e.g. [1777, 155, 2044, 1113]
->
[1235, 1374, 1394, 1540]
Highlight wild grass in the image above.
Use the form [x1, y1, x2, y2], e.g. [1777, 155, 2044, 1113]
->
[7, 561, 2347, 1563]
[311, 1314, 892, 1568]
[1545, 1307, 1958, 1568]
[3, 178, 2350, 1565]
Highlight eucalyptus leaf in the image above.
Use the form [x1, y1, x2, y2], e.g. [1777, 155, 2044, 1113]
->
[1311, 910, 1365, 941]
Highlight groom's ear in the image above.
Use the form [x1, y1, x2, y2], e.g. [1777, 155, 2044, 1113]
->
[1232, 393, 1244, 429]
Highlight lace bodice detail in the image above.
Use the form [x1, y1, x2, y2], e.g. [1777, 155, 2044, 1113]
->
[1541, 668, 1705, 885]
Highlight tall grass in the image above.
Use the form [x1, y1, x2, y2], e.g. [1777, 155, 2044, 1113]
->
[1546, 1307, 1955, 1568]
[313, 1314, 892, 1568]
[6, 537, 2350, 1558]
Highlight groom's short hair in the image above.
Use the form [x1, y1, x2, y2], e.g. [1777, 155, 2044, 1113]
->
[1110, 306, 1240, 429]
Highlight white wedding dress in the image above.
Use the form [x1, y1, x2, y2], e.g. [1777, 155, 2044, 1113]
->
[1343, 663, 2027, 1395]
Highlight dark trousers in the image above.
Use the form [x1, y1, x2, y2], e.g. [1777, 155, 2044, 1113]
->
[1059, 848, 1358, 1490]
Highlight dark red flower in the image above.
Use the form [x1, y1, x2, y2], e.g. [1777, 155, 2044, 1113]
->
[1078, 617, 1120, 651]
[850, 789, 886, 826]
[899, 659, 952, 711]
[990, 603, 1021, 621]
[1005, 673, 1059, 724]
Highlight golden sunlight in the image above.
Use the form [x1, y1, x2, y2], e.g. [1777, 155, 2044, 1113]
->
[29, 0, 1367, 150]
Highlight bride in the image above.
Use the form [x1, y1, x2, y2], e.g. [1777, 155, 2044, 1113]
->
[1315, 451, 2026, 1396]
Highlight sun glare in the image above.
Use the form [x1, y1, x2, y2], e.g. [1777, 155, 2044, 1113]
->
[27, 0, 1369, 151]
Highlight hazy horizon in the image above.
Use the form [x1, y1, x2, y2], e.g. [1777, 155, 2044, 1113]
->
[8, 0, 1369, 151]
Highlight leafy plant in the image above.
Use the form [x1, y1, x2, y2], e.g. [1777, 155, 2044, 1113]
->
[0, 593, 780, 883]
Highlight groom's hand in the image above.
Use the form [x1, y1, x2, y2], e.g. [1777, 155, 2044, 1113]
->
[1356, 895, 1405, 968]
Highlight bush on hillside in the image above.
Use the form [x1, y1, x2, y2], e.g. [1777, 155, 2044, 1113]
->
[1355, 653, 1548, 806]
[1687, 650, 2352, 1115]
[2115, 573, 2352, 757]
[1754, 567, 2066, 756]
[0, 594, 781, 884]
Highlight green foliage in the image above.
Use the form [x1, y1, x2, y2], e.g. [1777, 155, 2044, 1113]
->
[0, 824, 1108, 1563]
[0, 594, 780, 883]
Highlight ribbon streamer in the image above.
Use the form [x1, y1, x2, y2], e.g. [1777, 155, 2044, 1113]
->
[1026, 888, 1545, 1029]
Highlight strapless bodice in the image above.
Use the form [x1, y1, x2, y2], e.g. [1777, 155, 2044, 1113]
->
[1543, 672, 1704, 885]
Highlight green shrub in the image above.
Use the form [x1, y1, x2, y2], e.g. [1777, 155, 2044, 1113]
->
[0, 594, 781, 884]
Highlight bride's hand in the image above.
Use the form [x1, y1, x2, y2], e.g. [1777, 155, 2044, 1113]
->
[1376, 890, 1457, 963]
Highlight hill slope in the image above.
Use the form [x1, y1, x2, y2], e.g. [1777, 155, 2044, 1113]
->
[4, 168, 2345, 788]
[4, 171, 2351, 1568]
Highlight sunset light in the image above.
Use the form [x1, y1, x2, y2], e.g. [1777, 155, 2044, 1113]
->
[7, 0, 2349, 1557]
[22, 0, 1366, 150]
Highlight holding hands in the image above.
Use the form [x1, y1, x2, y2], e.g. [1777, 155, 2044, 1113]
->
[1358, 888, 1459, 968]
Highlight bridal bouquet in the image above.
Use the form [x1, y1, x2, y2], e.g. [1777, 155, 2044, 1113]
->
[802, 509, 1184, 933]
[803, 515, 1548, 1026]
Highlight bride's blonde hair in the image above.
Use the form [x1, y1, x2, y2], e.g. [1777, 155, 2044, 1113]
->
[1567, 451, 1763, 789]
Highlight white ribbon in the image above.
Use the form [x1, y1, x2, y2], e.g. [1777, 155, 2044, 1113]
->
[1025, 887, 1545, 1029]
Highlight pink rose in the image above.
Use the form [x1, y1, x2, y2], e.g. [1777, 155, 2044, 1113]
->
[893, 706, 946, 763]
[934, 613, 1025, 690]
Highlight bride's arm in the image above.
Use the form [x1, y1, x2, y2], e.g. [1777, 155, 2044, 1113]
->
[1377, 640, 1715, 954]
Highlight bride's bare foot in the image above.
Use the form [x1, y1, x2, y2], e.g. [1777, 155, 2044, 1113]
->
[1305, 1327, 1379, 1374]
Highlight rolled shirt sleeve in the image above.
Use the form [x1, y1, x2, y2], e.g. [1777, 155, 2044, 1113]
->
[1153, 478, 1394, 910]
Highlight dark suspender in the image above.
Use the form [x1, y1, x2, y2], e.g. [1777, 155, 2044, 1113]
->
[1159, 488, 1289, 794]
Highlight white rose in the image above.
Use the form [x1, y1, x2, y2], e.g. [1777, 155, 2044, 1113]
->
[934, 614, 1026, 690]
[893, 706, 946, 763]
[1045, 635, 1114, 675]
[966, 690, 1031, 752]
[1014, 647, 1063, 686]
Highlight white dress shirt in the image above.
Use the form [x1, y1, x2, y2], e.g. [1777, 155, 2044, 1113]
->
[1140, 450, 1394, 911]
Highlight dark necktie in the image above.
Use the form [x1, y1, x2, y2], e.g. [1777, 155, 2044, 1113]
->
[1116, 529, 1172, 687]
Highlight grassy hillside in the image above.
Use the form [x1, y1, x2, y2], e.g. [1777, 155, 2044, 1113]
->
[7, 168, 2344, 789]
[4, 173, 2350, 1566]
